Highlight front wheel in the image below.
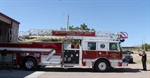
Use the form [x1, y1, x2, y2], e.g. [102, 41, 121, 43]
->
[94, 60, 109, 72]
[23, 58, 37, 70]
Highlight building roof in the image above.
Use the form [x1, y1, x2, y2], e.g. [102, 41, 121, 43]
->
[0, 12, 20, 24]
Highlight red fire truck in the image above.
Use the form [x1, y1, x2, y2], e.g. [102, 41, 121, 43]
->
[0, 30, 128, 72]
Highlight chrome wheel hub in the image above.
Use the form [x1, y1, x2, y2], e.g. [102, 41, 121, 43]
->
[98, 62, 106, 71]
[25, 60, 34, 69]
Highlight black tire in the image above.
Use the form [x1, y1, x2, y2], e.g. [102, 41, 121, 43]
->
[23, 58, 37, 70]
[94, 60, 109, 72]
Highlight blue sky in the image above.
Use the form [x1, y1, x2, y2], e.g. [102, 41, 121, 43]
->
[0, 0, 150, 46]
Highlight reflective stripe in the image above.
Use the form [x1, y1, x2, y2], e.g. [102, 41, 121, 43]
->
[83, 59, 95, 62]
[109, 60, 122, 62]
[83, 59, 122, 62]
[0, 47, 53, 52]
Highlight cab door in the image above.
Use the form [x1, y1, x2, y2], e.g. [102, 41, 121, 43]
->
[82, 41, 98, 59]
[108, 43, 121, 60]
[97, 42, 109, 58]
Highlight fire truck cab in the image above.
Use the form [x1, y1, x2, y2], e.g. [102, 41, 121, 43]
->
[0, 30, 128, 72]
[62, 38, 126, 71]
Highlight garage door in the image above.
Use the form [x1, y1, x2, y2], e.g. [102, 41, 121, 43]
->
[0, 21, 10, 43]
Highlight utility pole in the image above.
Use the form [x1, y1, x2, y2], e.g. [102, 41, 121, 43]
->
[143, 36, 146, 51]
[142, 40, 143, 50]
[67, 15, 69, 30]
[142, 36, 146, 51]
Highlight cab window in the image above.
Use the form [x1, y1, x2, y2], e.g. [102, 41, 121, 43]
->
[88, 42, 96, 50]
[109, 43, 117, 51]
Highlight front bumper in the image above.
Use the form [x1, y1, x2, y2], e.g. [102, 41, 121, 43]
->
[118, 62, 128, 67]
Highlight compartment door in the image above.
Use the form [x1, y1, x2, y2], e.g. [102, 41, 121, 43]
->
[63, 50, 80, 64]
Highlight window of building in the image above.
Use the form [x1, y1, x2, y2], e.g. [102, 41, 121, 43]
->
[88, 42, 96, 50]
[109, 43, 118, 51]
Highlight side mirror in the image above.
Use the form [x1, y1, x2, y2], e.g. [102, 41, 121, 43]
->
[120, 39, 125, 42]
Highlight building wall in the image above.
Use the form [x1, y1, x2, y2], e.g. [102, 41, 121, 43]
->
[0, 15, 11, 24]
[11, 21, 19, 43]
[0, 13, 20, 43]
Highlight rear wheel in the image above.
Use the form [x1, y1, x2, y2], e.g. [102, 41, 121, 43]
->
[23, 58, 37, 70]
[94, 60, 109, 72]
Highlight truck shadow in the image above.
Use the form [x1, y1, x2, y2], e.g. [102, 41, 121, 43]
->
[0, 66, 143, 73]
[37, 67, 142, 73]
[0, 66, 145, 78]
[0, 67, 35, 78]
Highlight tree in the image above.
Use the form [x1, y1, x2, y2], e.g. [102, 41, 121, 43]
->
[61, 23, 95, 31]
[141, 43, 150, 51]
[60, 27, 66, 30]
[80, 23, 89, 30]
[60, 23, 95, 46]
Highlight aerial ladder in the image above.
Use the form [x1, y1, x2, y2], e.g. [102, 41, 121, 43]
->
[19, 29, 128, 43]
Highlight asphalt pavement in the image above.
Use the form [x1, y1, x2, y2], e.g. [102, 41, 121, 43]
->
[0, 53, 150, 78]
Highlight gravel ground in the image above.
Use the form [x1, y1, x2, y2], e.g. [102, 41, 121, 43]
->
[132, 53, 150, 60]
